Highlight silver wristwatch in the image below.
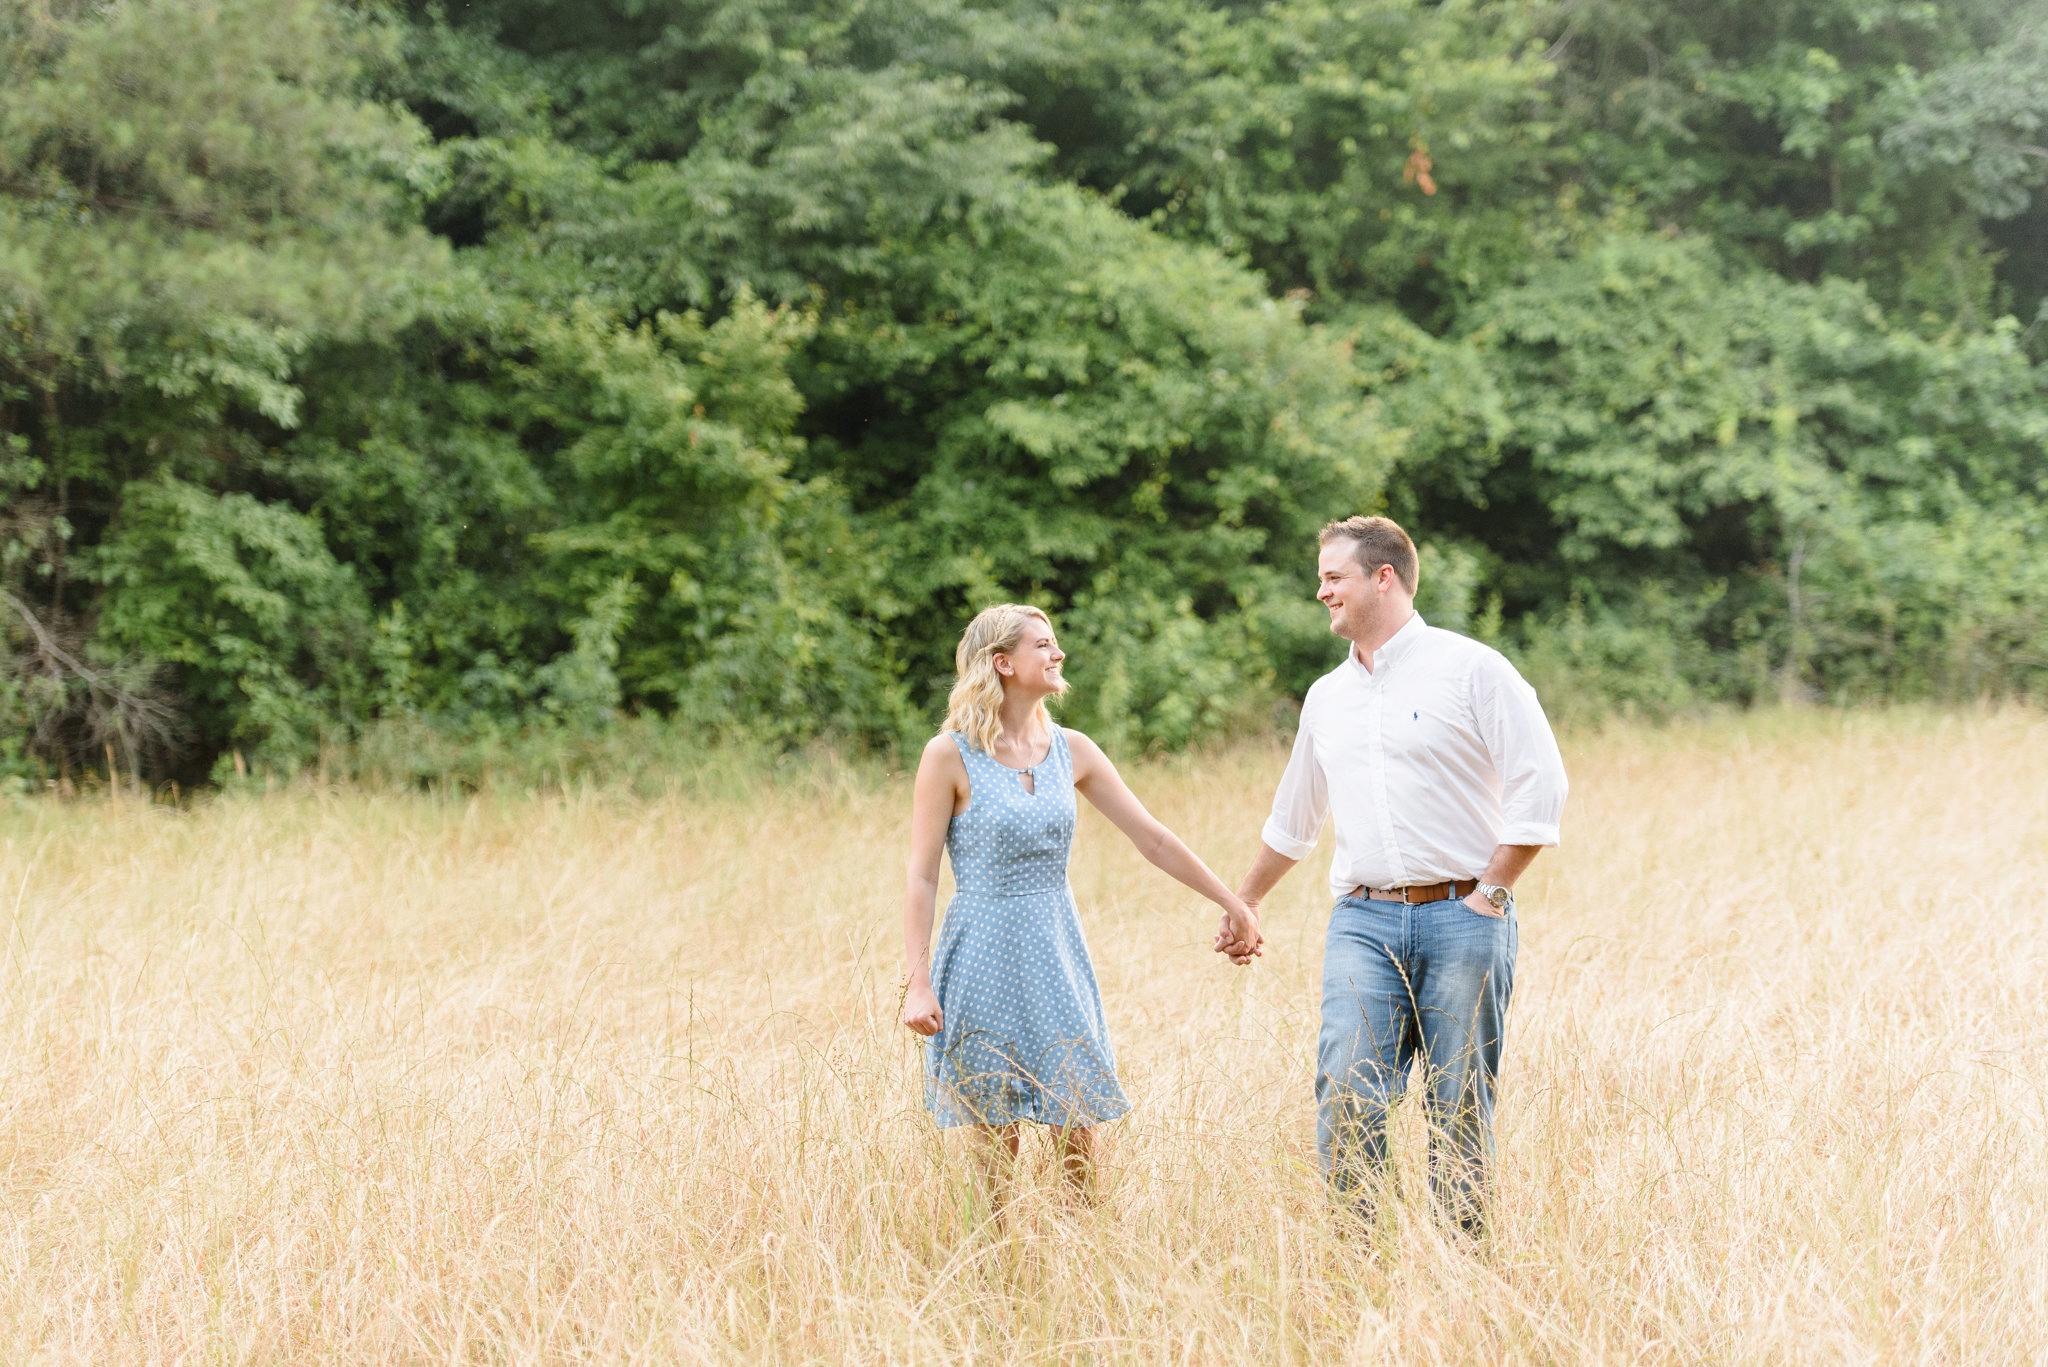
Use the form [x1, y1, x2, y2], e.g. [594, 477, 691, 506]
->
[1476, 882, 1512, 911]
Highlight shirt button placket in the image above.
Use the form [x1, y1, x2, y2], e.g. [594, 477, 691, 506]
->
[1364, 668, 1405, 885]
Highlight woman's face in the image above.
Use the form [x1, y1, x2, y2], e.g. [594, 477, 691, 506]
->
[994, 619, 1067, 697]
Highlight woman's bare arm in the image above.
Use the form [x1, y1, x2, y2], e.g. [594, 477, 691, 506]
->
[1065, 729, 1261, 962]
[901, 736, 966, 1034]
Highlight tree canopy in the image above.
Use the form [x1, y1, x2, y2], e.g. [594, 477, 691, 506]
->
[4, 0, 2045, 781]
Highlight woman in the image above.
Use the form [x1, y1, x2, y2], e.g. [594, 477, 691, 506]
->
[901, 603, 1263, 1203]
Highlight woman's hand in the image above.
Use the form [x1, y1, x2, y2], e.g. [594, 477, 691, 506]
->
[1213, 896, 1262, 965]
[902, 982, 944, 1036]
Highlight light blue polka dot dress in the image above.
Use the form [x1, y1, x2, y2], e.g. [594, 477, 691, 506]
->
[925, 728, 1131, 1129]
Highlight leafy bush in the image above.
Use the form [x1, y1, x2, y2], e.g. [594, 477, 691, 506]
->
[3, 0, 2044, 783]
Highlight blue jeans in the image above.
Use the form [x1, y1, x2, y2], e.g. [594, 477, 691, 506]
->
[1317, 892, 1516, 1233]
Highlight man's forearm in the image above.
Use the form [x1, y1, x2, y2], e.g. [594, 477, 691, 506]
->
[1479, 844, 1542, 888]
[1237, 842, 1299, 906]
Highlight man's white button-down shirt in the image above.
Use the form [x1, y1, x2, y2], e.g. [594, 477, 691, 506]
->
[1260, 612, 1569, 899]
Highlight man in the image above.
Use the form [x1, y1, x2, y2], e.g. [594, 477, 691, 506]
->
[1234, 516, 1568, 1235]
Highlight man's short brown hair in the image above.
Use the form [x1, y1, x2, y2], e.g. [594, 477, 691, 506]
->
[1319, 515, 1418, 594]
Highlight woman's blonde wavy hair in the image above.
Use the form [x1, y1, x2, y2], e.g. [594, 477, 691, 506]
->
[943, 603, 1061, 757]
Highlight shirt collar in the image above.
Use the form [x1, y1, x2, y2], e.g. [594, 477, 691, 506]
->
[1348, 611, 1428, 677]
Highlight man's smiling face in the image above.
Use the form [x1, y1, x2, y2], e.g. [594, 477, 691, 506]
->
[1317, 537, 1373, 642]
[1316, 536, 1404, 646]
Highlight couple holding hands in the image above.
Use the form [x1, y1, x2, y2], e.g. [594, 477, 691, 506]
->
[900, 516, 1569, 1235]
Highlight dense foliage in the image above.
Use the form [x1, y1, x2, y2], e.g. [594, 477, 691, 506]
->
[4, 0, 2045, 781]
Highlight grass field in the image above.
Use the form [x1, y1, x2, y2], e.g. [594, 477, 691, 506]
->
[2, 709, 2045, 1363]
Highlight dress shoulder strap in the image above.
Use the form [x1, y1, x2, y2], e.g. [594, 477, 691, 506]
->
[944, 731, 985, 808]
[947, 730, 992, 774]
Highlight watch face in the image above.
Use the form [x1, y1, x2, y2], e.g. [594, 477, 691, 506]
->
[1487, 887, 1511, 908]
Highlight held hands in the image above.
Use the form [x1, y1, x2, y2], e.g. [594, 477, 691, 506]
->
[1213, 896, 1262, 966]
[901, 981, 943, 1036]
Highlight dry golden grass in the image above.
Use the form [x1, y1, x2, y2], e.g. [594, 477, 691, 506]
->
[2, 708, 2045, 1363]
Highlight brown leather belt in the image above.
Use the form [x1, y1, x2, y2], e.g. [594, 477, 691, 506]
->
[1350, 879, 1478, 904]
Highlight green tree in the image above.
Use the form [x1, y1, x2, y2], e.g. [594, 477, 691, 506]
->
[4, 0, 2044, 782]
[1469, 234, 2048, 705]
[0, 0, 447, 775]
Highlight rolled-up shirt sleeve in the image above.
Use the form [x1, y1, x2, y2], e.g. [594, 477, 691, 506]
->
[1259, 707, 1329, 859]
[1472, 653, 1569, 847]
